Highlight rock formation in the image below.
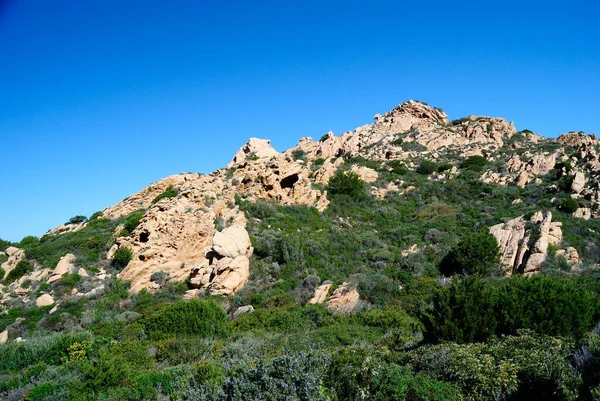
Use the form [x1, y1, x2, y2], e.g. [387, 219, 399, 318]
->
[326, 282, 361, 314]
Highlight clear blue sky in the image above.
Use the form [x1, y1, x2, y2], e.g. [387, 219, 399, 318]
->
[0, 0, 598, 242]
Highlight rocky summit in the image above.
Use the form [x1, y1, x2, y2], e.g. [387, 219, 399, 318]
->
[2, 100, 600, 400]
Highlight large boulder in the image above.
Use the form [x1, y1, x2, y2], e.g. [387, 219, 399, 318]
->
[308, 281, 333, 304]
[213, 225, 252, 259]
[36, 294, 54, 307]
[571, 172, 586, 194]
[326, 282, 360, 314]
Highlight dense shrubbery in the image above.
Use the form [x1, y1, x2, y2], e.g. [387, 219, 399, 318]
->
[460, 155, 488, 172]
[326, 171, 367, 200]
[141, 299, 229, 340]
[427, 275, 599, 343]
[111, 247, 132, 269]
[4, 259, 34, 283]
[440, 231, 501, 277]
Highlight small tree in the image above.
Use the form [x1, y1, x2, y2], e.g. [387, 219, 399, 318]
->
[112, 247, 133, 269]
[67, 215, 88, 225]
[440, 231, 502, 277]
[460, 155, 488, 172]
[326, 171, 367, 200]
[416, 160, 438, 175]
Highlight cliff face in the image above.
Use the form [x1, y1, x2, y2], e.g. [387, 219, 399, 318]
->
[2, 100, 598, 311]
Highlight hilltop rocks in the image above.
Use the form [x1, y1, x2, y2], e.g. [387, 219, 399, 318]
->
[490, 212, 563, 276]
[36, 294, 54, 307]
[326, 282, 361, 314]
[1, 247, 25, 278]
[557, 132, 598, 149]
[227, 138, 279, 168]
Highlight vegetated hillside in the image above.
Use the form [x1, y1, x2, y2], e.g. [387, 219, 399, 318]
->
[1, 100, 600, 400]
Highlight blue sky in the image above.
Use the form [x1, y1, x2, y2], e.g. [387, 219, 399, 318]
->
[0, 0, 598, 242]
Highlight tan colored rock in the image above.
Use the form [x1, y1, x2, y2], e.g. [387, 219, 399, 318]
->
[78, 268, 89, 278]
[557, 132, 598, 149]
[574, 207, 592, 220]
[326, 282, 360, 314]
[516, 171, 529, 188]
[183, 289, 200, 300]
[45, 221, 87, 236]
[210, 256, 250, 296]
[232, 305, 255, 319]
[523, 212, 553, 276]
[308, 281, 333, 304]
[572, 172, 586, 194]
[36, 294, 54, 307]
[1, 247, 25, 279]
[349, 165, 379, 183]
[213, 225, 251, 258]
[490, 216, 526, 275]
[556, 247, 581, 265]
[54, 254, 76, 276]
[0, 330, 7, 344]
[227, 137, 279, 168]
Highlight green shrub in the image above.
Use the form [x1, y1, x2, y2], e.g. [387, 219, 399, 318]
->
[319, 133, 330, 142]
[326, 171, 367, 200]
[151, 185, 178, 204]
[401, 141, 428, 152]
[67, 215, 87, 225]
[4, 259, 34, 283]
[417, 160, 439, 175]
[124, 209, 146, 232]
[0, 238, 13, 251]
[141, 299, 229, 340]
[291, 149, 307, 162]
[0, 266, 5, 281]
[438, 163, 453, 173]
[112, 247, 133, 269]
[460, 155, 488, 172]
[427, 275, 598, 343]
[314, 157, 326, 166]
[558, 197, 579, 213]
[440, 231, 501, 277]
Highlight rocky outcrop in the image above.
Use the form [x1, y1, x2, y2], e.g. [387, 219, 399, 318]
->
[188, 224, 253, 296]
[490, 212, 563, 276]
[232, 305, 254, 319]
[0, 330, 7, 344]
[47, 254, 76, 283]
[1, 247, 25, 278]
[326, 282, 360, 314]
[36, 294, 54, 307]
[308, 281, 333, 304]
[227, 138, 280, 168]
[571, 172, 586, 194]
[574, 207, 592, 220]
[556, 132, 598, 149]
[349, 165, 379, 183]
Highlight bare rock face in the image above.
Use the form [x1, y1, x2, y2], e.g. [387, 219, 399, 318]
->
[36, 294, 54, 307]
[490, 212, 563, 276]
[489, 216, 526, 276]
[213, 225, 251, 259]
[1, 247, 25, 279]
[48, 254, 77, 283]
[326, 282, 360, 314]
[571, 172, 586, 194]
[557, 132, 598, 149]
[574, 207, 592, 220]
[349, 165, 379, 183]
[0, 330, 7, 344]
[45, 221, 87, 236]
[308, 281, 333, 304]
[556, 247, 582, 265]
[227, 137, 279, 168]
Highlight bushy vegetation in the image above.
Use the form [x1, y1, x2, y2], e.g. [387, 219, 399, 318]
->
[440, 231, 501, 276]
[151, 185, 179, 204]
[4, 259, 34, 283]
[326, 170, 367, 201]
[111, 247, 132, 269]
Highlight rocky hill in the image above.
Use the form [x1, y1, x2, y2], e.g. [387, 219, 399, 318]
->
[1, 100, 600, 400]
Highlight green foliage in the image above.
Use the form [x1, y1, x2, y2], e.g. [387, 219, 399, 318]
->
[151, 185, 178, 204]
[438, 163, 453, 173]
[111, 247, 133, 269]
[4, 259, 34, 283]
[0, 266, 5, 280]
[291, 149, 307, 162]
[427, 275, 598, 343]
[123, 209, 146, 232]
[407, 330, 580, 401]
[319, 133, 330, 142]
[400, 141, 428, 152]
[460, 155, 488, 172]
[22, 217, 119, 268]
[326, 170, 367, 200]
[313, 157, 326, 166]
[141, 299, 229, 340]
[558, 197, 579, 213]
[0, 238, 14, 251]
[440, 231, 501, 276]
[417, 160, 439, 175]
[67, 215, 87, 225]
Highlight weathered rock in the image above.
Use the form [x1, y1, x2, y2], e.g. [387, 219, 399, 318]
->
[490, 216, 526, 275]
[0, 330, 8, 344]
[326, 282, 360, 314]
[556, 247, 582, 265]
[36, 294, 54, 307]
[213, 225, 252, 259]
[1, 247, 25, 278]
[227, 138, 279, 168]
[349, 165, 379, 183]
[54, 254, 76, 276]
[209, 255, 250, 296]
[574, 207, 592, 220]
[308, 281, 333, 304]
[572, 172, 586, 194]
[182, 289, 200, 300]
[78, 268, 89, 278]
[523, 212, 553, 276]
[232, 305, 255, 319]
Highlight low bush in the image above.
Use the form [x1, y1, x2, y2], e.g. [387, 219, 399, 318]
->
[417, 160, 439, 175]
[151, 185, 178, 204]
[112, 247, 133, 269]
[460, 155, 488, 172]
[439, 231, 501, 277]
[326, 171, 367, 201]
[141, 299, 229, 340]
[4, 259, 34, 283]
